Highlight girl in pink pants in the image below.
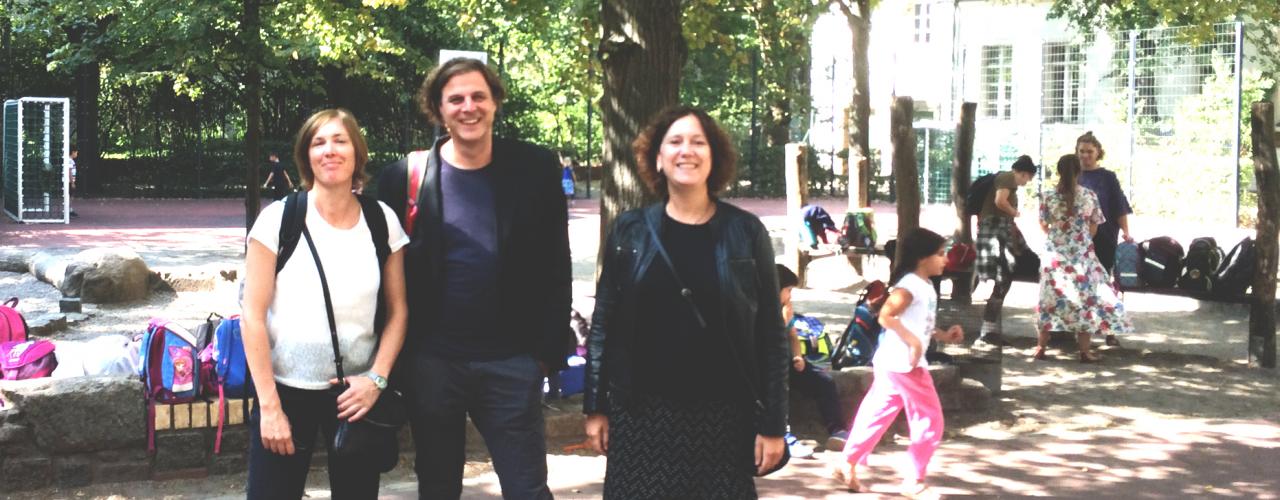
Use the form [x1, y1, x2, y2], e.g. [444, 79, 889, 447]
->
[833, 228, 964, 498]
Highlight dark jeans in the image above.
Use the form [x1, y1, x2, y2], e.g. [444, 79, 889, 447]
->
[407, 353, 552, 500]
[247, 384, 380, 499]
[1093, 224, 1121, 273]
[789, 360, 843, 435]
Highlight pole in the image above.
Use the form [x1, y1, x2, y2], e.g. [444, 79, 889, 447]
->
[1126, 30, 1138, 204]
[1233, 21, 1244, 227]
[586, 65, 594, 199]
[749, 47, 759, 196]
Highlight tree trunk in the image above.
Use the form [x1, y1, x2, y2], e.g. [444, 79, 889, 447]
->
[63, 20, 106, 196]
[847, 0, 872, 209]
[952, 102, 977, 244]
[1250, 101, 1278, 369]
[598, 0, 685, 257]
[891, 97, 918, 265]
[243, 0, 263, 233]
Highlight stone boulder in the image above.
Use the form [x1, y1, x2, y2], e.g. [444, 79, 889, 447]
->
[0, 248, 33, 273]
[0, 376, 146, 453]
[60, 248, 151, 303]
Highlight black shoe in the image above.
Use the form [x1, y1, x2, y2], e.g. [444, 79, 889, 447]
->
[70, 210, 79, 218]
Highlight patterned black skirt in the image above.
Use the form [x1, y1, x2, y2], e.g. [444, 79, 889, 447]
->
[604, 395, 757, 499]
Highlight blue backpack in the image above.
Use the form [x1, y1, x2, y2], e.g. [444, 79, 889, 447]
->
[141, 318, 201, 453]
[831, 281, 887, 369]
[197, 315, 250, 454]
[792, 314, 832, 364]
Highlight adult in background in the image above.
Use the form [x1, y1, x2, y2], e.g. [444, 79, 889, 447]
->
[263, 151, 295, 201]
[583, 106, 789, 498]
[1035, 154, 1132, 363]
[376, 57, 572, 499]
[1076, 131, 1131, 347]
[974, 155, 1037, 345]
[241, 109, 410, 499]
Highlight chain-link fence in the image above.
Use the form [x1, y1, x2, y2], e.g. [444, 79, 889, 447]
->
[3, 98, 70, 223]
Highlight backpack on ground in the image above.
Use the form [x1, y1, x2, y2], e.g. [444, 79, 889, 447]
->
[964, 173, 998, 217]
[831, 281, 888, 369]
[1, 297, 29, 344]
[198, 315, 251, 454]
[838, 210, 877, 250]
[1138, 237, 1184, 288]
[1115, 241, 1143, 288]
[1, 339, 57, 380]
[140, 318, 201, 453]
[945, 242, 976, 273]
[1178, 237, 1225, 293]
[1214, 237, 1256, 297]
[1012, 249, 1041, 280]
[792, 314, 832, 364]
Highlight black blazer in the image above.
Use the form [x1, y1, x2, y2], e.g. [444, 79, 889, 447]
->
[377, 135, 574, 372]
[583, 201, 790, 436]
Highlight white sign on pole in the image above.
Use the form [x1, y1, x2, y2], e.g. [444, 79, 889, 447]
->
[439, 50, 488, 65]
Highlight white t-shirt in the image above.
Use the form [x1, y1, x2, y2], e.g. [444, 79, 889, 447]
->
[872, 273, 937, 373]
[247, 196, 409, 389]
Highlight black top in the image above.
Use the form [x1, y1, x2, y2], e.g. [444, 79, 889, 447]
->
[434, 159, 502, 358]
[633, 214, 744, 402]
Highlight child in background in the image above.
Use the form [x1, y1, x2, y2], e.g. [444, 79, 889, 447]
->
[776, 264, 849, 458]
[832, 228, 964, 499]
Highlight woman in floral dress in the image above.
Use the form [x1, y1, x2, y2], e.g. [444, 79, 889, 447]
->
[1035, 154, 1133, 362]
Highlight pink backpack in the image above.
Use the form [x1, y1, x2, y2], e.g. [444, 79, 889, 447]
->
[1, 339, 58, 380]
[1, 297, 29, 344]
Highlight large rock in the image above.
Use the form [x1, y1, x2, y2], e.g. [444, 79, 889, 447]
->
[0, 248, 33, 272]
[60, 247, 152, 303]
[0, 376, 145, 453]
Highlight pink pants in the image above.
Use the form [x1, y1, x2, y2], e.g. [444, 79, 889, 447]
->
[841, 367, 944, 483]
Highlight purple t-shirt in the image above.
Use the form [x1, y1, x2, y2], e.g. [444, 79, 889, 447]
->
[1079, 168, 1131, 231]
[434, 159, 504, 358]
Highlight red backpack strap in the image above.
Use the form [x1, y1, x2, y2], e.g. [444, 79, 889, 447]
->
[405, 150, 430, 235]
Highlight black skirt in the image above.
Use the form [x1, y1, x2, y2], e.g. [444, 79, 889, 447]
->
[604, 395, 757, 499]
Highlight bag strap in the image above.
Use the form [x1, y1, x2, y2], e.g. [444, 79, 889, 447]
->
[275, 191, 308, 274]
[404, 150, 430, 235]
[301, 223, 346, 384]
[642, 215, 707, 329]
[3, 297, 16, 308]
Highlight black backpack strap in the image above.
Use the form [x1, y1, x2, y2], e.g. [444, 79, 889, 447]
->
[357, 194, 391, 270]
[275, 191, 308, 274]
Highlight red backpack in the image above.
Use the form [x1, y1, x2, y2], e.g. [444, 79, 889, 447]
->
[1, 298, 29, 344]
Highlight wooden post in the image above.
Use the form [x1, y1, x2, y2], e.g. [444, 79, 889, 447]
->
[891, 97, 919, 266]
[952, 103, 977, 244]
[1250, 102, 1278, 369]
[785, 143, 810, 286]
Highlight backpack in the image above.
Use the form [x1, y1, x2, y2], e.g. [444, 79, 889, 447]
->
[831, 281, 888, 369]
[1, 339, 57, 380]
[1013, 249, 1041, 280]
[1115, 241, 1143, 288]
[140, 318, 201, 452]
[1214, 237, 1256, 297]
[198, 315, 251, 454]
[1138, 237, 1184, 288]
[945, 242, 976, 273]
[838, 211, 877, 250]
[792, 314, 832, 364]
[1, 297, 29, 344]
[403, 150, 431, 235]
[1178, 237, 1225, 293]
[964, 173, 998, 217]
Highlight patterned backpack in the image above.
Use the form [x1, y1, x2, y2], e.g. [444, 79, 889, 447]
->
[140, 318, 201, 453]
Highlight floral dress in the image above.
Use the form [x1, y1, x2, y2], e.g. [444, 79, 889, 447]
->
[1037, 186, 1133, 336]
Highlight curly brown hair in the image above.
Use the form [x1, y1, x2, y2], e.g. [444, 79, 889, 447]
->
[632, 106, 738, 198]
[416, 58, 506, 126]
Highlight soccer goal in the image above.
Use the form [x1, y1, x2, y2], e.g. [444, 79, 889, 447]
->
[3, 97, 71, 224]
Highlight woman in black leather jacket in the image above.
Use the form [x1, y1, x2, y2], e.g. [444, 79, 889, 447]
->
[583, 106, 790, 498]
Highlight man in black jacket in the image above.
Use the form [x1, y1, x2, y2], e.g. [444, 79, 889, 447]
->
[377, 57, 571, 500]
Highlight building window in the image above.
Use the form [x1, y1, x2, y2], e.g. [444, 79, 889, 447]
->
[981, 45, 1014, 119]
[1043, 43, 1084, 123]
[914, 3, 933, 43]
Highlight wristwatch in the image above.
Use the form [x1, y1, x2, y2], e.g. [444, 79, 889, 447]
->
[366, 372, 388, 391]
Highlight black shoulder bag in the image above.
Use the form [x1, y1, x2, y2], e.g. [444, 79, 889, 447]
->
[301, 220, 405, 473]
[641, 215, 789, 477]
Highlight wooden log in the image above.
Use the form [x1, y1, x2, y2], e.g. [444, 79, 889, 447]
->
[785, 143, 810, 286]
[1250, 101, 1278, 369]
[891, 96, 920, 266]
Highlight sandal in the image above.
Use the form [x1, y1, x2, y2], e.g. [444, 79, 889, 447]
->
[1032, 347, 1048, 361]
[900, 481, 941, 500]
[1079, 351, 1101, 363]
[830, 462, 868, 493]
[1105, 335, 1120, 347]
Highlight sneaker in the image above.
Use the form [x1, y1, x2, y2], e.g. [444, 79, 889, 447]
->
[825, 430, 849, 452]
[785, 433, 815, 459]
